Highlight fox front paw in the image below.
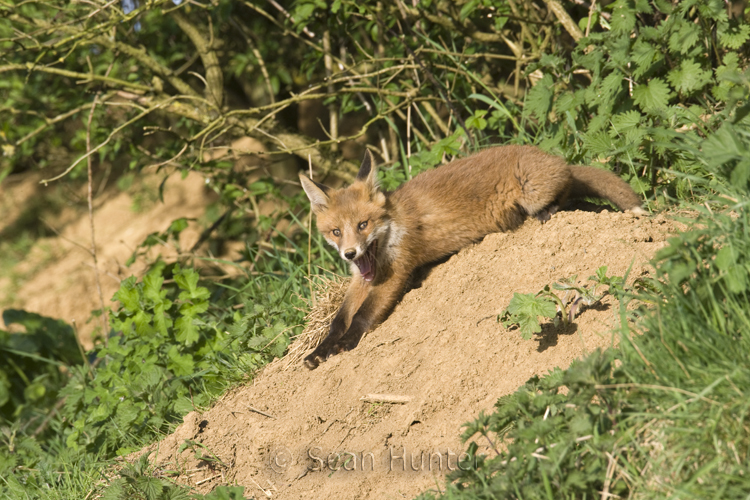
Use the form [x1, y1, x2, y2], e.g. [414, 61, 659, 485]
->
[303, 338, 357, 370]
[303, 352, 324, 370]
[303, 341, 335, 370]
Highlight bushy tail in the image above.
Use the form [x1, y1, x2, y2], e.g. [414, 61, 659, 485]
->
[569, 166, 645, 213]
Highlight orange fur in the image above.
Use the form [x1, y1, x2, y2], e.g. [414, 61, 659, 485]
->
[299, 145, 644, 369]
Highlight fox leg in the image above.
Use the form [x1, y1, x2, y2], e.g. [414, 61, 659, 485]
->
[304, 278, 369, 369]
[304, 270, 409, 369]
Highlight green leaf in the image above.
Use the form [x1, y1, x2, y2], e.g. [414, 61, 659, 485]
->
[554, 91, 582, 114]
[583, 131, 614, 156]
[169, 217, 189, 233]
[203, 486, 248, 500]
[668, 19, 700, 54]
[180, 301, 209, 318]
[610, 110, 642, 136]
[174, 397, 194, 415]
[114, 277, 140, 313]
[715, 246, 735, 271]
[466, 109, 488, 130]
[632, 78, 672, 113]
[667, 60, 712, 94]
[506, 293, 558, 340]
[175, 316, 200, 346]
[175, 267, 211, 302]
[631, 40, 662, 79]
[292, 2, 317, 26]
[153, 302, 173, 336]
[716, 245, 748, 293]
[142, 272, 166, 305]
[135, 476, 164, 500]
[610, 0, 636, 33]
[569, 412, 592, 434]
[167, 345, 195, 376]
[595, 71, 625, 106]
[524, 74, 554, 122]
[115, 401, 141, 428]
[701, 124, 747, 167]
[133, 310, 154, 336]
[719, 22, 750, 49]
[460, 0, 480, 20]
[730, 159, 750, 188]
[517, 315, 542, 340]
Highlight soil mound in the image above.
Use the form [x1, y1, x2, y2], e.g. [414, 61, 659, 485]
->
[141, 208, 677, 499]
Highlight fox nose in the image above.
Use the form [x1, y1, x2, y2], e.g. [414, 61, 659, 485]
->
[344, 249, 356, 260]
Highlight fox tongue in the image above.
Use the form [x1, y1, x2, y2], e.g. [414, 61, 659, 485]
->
[354, 240, 377, 282]
[356, 257, 373, 281]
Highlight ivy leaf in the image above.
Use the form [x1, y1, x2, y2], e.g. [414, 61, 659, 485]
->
[633, 78, 672, 113]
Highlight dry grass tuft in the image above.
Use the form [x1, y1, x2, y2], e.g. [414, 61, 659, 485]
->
[285, 275, 348, 368]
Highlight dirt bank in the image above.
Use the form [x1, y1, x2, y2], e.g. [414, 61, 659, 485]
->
[140, 208, 677, 499]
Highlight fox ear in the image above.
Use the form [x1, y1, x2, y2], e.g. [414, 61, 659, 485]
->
[356, 149, 380, 192]
[299, 173, 330, 213]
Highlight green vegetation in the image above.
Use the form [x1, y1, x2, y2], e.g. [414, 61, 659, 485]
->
[499, 265, 626, 339]
[424, 160, 750, 498]
[1, 0, 749, 498]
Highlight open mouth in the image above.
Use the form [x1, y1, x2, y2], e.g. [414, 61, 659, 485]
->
[353, 239, 378, 282]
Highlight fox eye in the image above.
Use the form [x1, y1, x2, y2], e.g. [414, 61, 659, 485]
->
[332, 228, 341, 237]
[358, 221, 368, 231]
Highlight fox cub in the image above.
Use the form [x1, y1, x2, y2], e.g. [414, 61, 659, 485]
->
[300, 145, 645, 369]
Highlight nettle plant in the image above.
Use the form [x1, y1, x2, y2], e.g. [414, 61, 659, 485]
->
[61, 262, 291, 455]
[499, 266, 628, 340]
[525, 0, 750, 198]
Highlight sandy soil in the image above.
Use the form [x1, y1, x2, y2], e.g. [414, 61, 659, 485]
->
[138, 208, 678, 500]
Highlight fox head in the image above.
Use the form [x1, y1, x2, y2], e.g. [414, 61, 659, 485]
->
[299, 150, 390, 282]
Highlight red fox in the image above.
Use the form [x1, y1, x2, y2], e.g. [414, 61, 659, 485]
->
[299, 145, 645, 369]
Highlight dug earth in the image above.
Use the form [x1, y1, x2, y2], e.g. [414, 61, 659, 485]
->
[139, 208, 677, 500]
